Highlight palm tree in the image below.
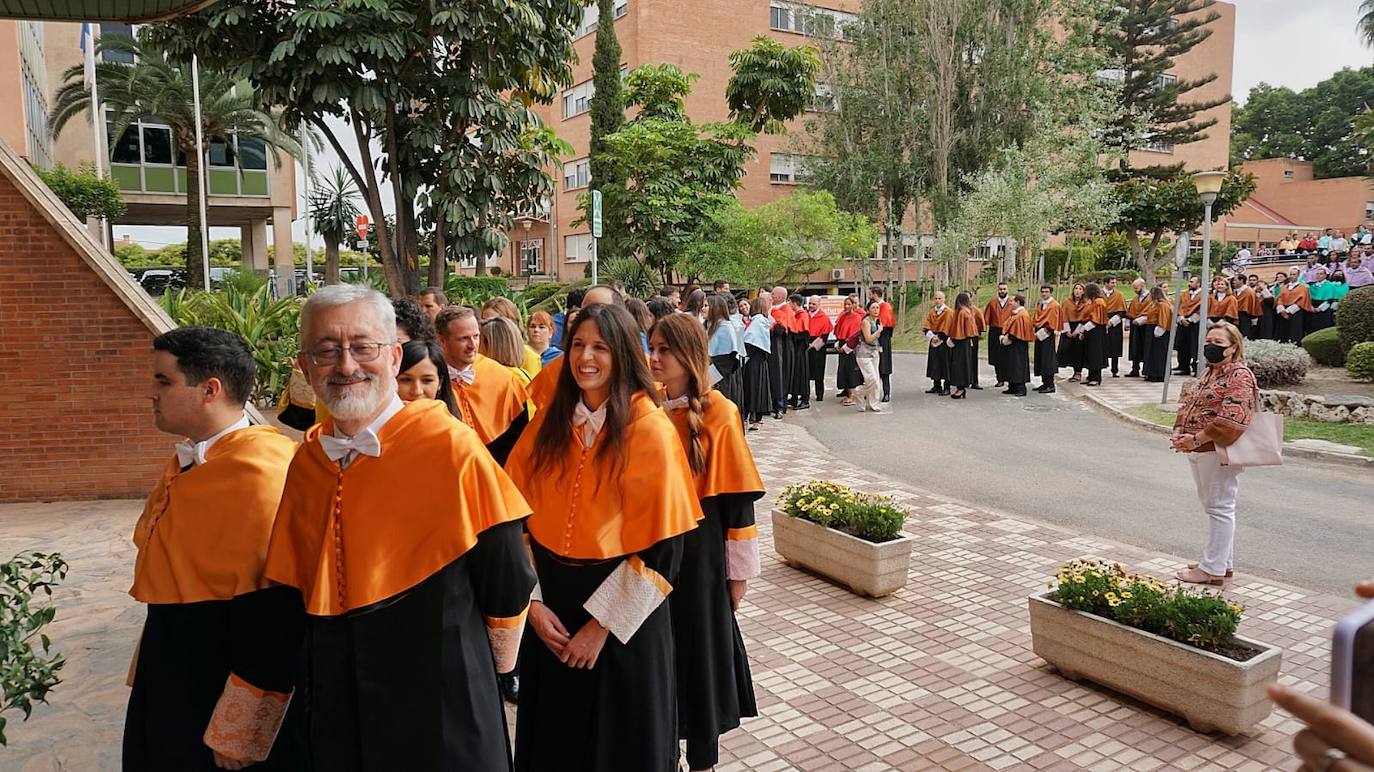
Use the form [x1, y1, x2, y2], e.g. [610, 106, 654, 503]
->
[310, 166, 362, 285]
[50, 33, 301, 289]
[1362, 0, 1374, 49]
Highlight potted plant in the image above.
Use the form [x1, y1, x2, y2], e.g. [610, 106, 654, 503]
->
[772, 481, 914, 597]
[1028, 560, 1282, 735]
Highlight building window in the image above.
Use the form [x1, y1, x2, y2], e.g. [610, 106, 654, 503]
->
[808, 83, 836, 112]
[237, 138, 268, 170]
[100, 23, 136, 63]
[521, 239, 545, 275]
[563, 158, 590, 190]
[575, 1, 628, 38]
[769, 2, 857, 39]
[562, 80, 595, 119]
[1283, 168, 1295, 179]
[1140, 134, 1173, 154]
[109, 123, 141, 164]
[208, 137, 236, 167]
[769, 153, 810, 184]
[141, 125, 173, 165]
[1365, 202, 1374, 220]
[1156, 73, 1176, 91]
[564, 233, 595, 263]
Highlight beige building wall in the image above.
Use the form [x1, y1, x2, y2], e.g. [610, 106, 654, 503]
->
[1216, 158, 1374, 248]
[0, 22, 25, 159]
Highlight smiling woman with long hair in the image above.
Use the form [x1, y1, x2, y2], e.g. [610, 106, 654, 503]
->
[649, 315, 763, 772]
[504, 304, 703, 772]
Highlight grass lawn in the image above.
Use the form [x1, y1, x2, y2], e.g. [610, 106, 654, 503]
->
[1125, 403, 1374, 458]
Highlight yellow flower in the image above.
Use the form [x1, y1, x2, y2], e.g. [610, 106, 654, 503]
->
[1120, 591, 1132, 599]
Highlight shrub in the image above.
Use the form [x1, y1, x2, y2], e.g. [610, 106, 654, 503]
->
[1348, 341, 1374, 381]
[161, 283, 302, 404]
[1337, 286, 1374, 355]
[34, 162, 126, 222]
[1301, 326, 1346, 366]
[1244, 339, 1311, 387]
[1050, 559, 1241, 654]
[444, 275, 511, 306]
[1, 552, 68, 746]
[778, 480, 906, 543]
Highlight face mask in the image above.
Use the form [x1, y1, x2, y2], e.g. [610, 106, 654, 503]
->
[1203, 344, 1228, 364]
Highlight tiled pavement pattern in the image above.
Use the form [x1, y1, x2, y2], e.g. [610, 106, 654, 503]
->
[0, 420, 1356, 771]
[1061, 374, 1188, 413]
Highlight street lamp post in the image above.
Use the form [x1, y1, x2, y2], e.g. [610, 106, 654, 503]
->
[1191, 169, 1227, 362]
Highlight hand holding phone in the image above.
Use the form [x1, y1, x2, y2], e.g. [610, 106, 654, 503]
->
[1333, 585, 1374, 724]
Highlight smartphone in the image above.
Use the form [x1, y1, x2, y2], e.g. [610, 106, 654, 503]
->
[1331, 599, 1374, 724]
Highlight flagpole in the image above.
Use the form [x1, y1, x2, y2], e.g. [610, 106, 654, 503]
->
[85, 24, 107, 249]
[302, 127, 313, 283]
[191, 54, 211, 290]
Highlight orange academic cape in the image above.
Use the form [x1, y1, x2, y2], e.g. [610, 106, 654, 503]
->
[1146, 297, 1173, 329]
[1085, 297, 1109, 326]
[950, 307, 981, 341]
[665, 395, 765, 501]
[264, 399, 531, 616]
[1061, 298, 1088, 324]
[770, 304, 795, 332]
[1034, 298, 1062, 332]
[504, 392, 703, 561]
[1102, 289, 1127, 316]
[1277, 283, 1313, 312]
[1208, 293, 1238, 321]
[453, 354, 529, 444]
[529, 353, 562, 410]
[131, 425, 296, 605]
[982, 296, 1011, 329]
[1178, 289, 1202, 320]
[1125, 292, 1151, 320]
[922, 306, 953, 337]
[1235, 286, 1263, 316]
[1004, 308, 1035, 341]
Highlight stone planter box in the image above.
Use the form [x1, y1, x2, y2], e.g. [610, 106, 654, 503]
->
[1028, 592, 1282, 735]
[771, 509, 914, 597]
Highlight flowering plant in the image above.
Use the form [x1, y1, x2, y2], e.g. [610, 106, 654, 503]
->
[778, 481, 906, 543]
[1049, 559, 1243, 653]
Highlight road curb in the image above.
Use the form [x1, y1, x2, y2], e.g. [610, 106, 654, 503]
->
[1070, 388, 1374, 468]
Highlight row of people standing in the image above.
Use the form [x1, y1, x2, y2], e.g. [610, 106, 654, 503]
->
[131, 283, 766, 771]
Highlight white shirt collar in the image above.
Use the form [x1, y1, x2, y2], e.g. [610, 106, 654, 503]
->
[1040, 297, 1052, 307]
[320, 394, 404, 466]
[662, 393, 690, 412]
[933, 304, 946, 313]
[449, 363, 476, 385]
[572, 398, 608, 448]
[997, 296, 1008, 306]
[175, 412, 250, 469]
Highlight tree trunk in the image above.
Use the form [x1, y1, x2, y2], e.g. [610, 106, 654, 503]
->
[383, 106, 419, 296]
[325, 237, 340, 285]
[429, 210, 447, 289]
[347, 111, 405, 297]
[184, 146, 206, 289]
[474, 213, 489, 276]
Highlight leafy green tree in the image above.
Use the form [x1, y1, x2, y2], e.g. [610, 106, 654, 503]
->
[1113, 169, 1254, 276]
[151, 0, 582, 296]
[592, 64, 754, 284]
[587, 0, 626, 262]
[726, 36, 821, 134]
[310, 166, 362, 286]
[49, 34, 300, 290]
[33, 163, 126, 222]
[0, 552, 67, 747]
[1231, 70, 1374, 178]
[683, 191, 879, 288]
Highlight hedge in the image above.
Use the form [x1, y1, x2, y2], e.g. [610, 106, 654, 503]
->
[1301, 326, 1345, 367]
[1336, 286, 1374, 355]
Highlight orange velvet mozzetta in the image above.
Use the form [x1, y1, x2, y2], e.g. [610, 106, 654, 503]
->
[665, 395, 765, 501]
[453, 354, 529, 444]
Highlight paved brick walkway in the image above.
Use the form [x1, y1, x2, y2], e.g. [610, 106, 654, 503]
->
[1, 419, 1354, 771]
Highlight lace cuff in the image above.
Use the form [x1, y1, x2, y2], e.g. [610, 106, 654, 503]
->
[725, 526, 761, 580]
[202, 673, 291, 763]
[583, 556, 672, 644]
[486, 607, 528, 674]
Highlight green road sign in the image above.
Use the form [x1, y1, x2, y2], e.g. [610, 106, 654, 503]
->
[591, 190, 603, 239]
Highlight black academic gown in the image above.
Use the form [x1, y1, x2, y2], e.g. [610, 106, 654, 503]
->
[123, 587, 305, 771]
[1144, 326, 1171, 381]
[515, 536, 685, 772]
[672, 493, 760, 770]
[711, 353, 743, 409]
[1034, 330, 1058, 382]
[949, 338, 976, 389]
[1005, 337, 1031, 386]
[768, 323, 789, 409]
[789, 328, 810, 403]
[742, 344, 772, 420]
[302, 521, 532, 771]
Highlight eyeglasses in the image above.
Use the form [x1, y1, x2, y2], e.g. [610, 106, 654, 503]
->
[305, 342, 392, 366]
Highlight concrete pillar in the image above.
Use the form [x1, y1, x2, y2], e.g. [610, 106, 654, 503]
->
[271, 207, 295, 295]
[241, 219, 269, 272]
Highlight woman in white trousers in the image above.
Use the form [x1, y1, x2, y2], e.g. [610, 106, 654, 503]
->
[1169, 322, 1260, 585]
[854, 301, 884, 413]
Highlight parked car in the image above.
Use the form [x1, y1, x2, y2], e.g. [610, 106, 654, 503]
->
[139, 269, 187, 296]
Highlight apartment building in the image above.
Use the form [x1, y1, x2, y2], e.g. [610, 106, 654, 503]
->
[501, 0, 1236, 286]
[0, 19, 297, 268]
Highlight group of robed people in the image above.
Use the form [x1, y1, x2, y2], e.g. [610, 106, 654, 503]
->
[125, 283, 767, 772]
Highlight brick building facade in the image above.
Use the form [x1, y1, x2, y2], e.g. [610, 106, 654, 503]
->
[0, 139, 172, 502]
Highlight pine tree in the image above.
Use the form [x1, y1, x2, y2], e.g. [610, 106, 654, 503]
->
[587, 0, 625, 260]
[1097, 0, 1229, 178]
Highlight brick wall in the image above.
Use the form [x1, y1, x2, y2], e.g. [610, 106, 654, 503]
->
[0, 173, 169, 502]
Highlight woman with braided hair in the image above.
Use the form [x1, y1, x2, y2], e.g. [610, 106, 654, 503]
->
[649, 314, 764, 772]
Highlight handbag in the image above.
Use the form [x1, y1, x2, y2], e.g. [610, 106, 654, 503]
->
[1216, 411, 1283, 467]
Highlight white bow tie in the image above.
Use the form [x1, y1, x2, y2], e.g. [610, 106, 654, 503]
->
[572, 401, 606, 448]
[662, 394, 690, 412]
[175, 440, 208, 469]
[319, 430, 383, 463]
[449, 366, 476, 385]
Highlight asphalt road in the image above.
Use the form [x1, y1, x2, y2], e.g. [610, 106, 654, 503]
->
[787, 352, 1372, 596]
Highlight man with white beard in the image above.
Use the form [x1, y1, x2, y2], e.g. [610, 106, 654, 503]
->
[260, 285, 536, 769]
